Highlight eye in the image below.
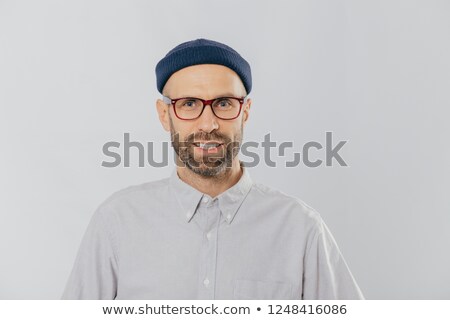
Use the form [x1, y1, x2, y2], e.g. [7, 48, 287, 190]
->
[182, 99, 197, 108]
[214, 98, 232, 108]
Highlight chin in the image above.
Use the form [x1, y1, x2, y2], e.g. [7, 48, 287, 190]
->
[186, 160, 228, 177]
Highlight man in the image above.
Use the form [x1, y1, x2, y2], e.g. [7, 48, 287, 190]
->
[62, 38, 364, 299]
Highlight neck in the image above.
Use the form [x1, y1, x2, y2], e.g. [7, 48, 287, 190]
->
[176, 159, 243, 198]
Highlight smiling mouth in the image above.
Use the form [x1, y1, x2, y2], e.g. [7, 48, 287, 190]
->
[192, 142, 224, 149]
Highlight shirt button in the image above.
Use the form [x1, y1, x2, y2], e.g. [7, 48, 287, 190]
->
[227, 214, 231, 220]
[186, 210, 191, 218]
[203, 278, 210, 287]
[206, 232, 211, 240]
[202, 198, 209, 204]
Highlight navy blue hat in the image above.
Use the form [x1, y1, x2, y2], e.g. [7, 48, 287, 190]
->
[155, 38, 252, 95]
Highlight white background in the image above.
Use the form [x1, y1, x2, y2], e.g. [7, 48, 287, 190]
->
[0, 0, 449, 299]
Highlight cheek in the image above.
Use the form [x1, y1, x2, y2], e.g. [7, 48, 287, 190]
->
[170, 120, 194, 140]
[221, 120, 240, 132]
[228, 122, 243, 137]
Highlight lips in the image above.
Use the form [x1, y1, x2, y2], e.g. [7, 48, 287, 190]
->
[192, 142, 223, 149]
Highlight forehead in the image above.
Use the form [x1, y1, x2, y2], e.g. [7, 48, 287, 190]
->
[163, 64, 246, 98]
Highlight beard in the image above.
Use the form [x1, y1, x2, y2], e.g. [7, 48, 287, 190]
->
[169, 114, 243, 178]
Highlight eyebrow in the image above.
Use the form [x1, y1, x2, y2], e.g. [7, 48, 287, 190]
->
[180, 93, 243, 98]
[215, 92, 240, 97]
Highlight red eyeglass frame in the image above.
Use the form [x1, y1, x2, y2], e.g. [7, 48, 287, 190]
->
[163, 96, 246, 120]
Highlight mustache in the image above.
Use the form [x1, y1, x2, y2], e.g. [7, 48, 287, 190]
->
[183, 132, 232, 144]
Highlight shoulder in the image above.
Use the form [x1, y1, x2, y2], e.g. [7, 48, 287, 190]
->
[250, 181, 323, 229]
[251, 181, 319, 216]
[96, 177, 170, 213]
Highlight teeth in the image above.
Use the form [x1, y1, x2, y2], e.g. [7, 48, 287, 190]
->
[198, 143, 220, 149]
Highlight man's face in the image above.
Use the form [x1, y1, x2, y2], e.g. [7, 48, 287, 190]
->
[156, 64, 251, 177]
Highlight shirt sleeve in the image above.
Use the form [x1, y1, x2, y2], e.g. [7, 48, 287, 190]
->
[302, 217, 364, 299]
[61, 205, 119, 300]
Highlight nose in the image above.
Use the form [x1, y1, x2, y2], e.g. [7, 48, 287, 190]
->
[197, 104, 219, 133]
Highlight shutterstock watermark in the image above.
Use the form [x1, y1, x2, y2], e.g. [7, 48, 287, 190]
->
[101, 132, 349, 168]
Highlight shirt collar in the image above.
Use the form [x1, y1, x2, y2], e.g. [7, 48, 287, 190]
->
[169, 162, 253, 224]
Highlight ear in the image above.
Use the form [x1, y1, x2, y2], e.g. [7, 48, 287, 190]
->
[156, 99, 171, 132]
[242, 98, 252, 124]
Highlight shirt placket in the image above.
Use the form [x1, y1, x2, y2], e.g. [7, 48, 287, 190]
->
[197, 197, 221, 299]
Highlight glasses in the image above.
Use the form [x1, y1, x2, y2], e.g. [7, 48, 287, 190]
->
[163, 96, 246, 120]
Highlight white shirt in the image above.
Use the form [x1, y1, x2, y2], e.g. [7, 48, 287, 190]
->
[62, 165, 364, 299]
